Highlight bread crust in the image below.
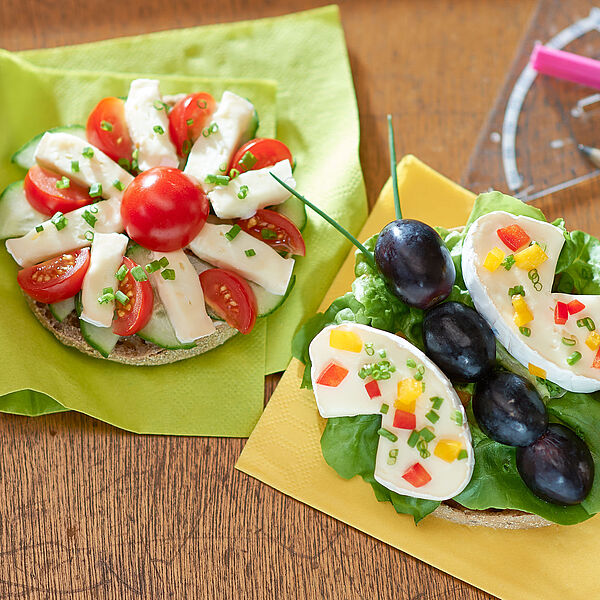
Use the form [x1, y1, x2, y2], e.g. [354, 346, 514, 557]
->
[26, 297, 238, 366]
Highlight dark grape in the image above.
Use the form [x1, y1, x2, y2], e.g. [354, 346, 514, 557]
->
[374, 219, 455, 309]
[473, 371, 548, 447]
[423, 301, 496, 382]
[517, 423, 594, 505]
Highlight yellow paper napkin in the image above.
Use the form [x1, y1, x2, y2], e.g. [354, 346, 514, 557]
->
[236, 155, 599, 600]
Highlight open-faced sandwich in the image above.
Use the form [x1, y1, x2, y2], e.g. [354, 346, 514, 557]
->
[274, 130, 598, 529]
[1, 79, 306, 364]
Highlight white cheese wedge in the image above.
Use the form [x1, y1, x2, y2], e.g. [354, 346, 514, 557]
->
[5, 198, 123, 267]
[183, 91, 254, 191]
[124, 79, 178, 171]
[187, 223, 294, 296]
[309, 324, 473, 501]
[80, 232, 128, 328]
[207, 160, 294, 219]
[149, 249, 215, 343]
[35, 132, 133, 200]
[463, 211, 600, 393]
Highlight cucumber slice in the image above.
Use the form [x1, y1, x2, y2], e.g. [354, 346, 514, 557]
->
[239, 108, 259, 146]
[274, 195, 307, 231]
[0, 181, 46, 240]
[249, 275, 296, 318]
[48, 297, 75, 322]
[11, 125, 86, 170]
[74, 292, 120, 357]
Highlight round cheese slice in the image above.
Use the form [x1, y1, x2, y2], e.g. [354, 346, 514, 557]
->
[309, 323, 474, 502]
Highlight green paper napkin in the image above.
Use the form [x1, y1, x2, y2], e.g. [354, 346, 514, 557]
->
[0, 50, 277, 435]
[21, 5, 368, 374]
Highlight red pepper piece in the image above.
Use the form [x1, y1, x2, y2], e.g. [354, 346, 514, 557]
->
[554, 302, 569, 325]
[316, 362, 349, 387]
[364, 380, 381, 399]
[402, 463, 432, 488]
[393, 409, 416, 430]
[497, 224, 531, 251]
[593, 348, 600, 369]
[567, 299, 586, 315]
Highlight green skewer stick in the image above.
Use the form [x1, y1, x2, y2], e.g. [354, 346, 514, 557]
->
[387, 114, 402, 220]
[270, 173, 377, 271]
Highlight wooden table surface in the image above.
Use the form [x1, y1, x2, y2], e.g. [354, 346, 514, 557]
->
[0, 1, 539, 598]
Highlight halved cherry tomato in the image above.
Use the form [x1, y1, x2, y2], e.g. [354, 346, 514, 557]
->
[17, 248, 90, 303]
[112, 257, 154, 336]
[24, 165, 93, 216]
[121, 167, 209, 252]
[168, 92, 216, 157]
[86, 97, 133, 163]
[199, 268, 257, 335]
[229, 138, 293, 175]
[236, 209, 305, 257]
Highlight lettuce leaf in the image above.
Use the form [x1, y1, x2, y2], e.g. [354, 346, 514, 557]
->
[555, 228, 600, 294]
[464, 191, 546, 230]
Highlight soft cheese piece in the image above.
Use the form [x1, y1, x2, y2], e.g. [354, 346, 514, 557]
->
[5, 198, 123, 267]
[208, 160, 294, 219]
[149, 249, 215, 343]
[309, 324, 474, 501]
[124, 79, 178, 171]
[183, 91, 254, 191]
[35, 132, 133, 199]
[187, 222, 294, 296]
[463, 211, 600, 393]
[80, 232, 128, 328]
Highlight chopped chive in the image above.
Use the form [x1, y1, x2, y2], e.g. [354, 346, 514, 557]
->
[508, 285, 525, 297]
[113, 179, 124, 191]
[186, 118, 194, 126]
[118, 158, 131, 170]
[365, 343, 375, 356]
[419, 428, 436, 443]
[501, 255, 515, 270]
[407, 430, 420, 448]
[89, 183, 103, 198]
[205, 174, 230, 186]
[240, 150, 257, 170]
[406, 359, 416, 368]
[414, 371, 423, 381]
[202, 122, 219, 137]
[55, 176, 70, 189]
[97, 292, 114, 304]
[457, 449, 468, 460]
[100, 120, 113, 131]
[430, 396, 443, 409]
[82, 146, 94, 159]
[386, 455, 397, 466]
[161, 268, 176, 280]
[103, 287, 114, 295]
[84, 230, 94, 242]
[71, 160, 80, 172]
[218, 162, 228, 173]
[389, 448, 399, 458]
[379, 403, 389, 414]
[225, 224, 242, 241]
[237, 185, 249, 200]
[421, 381, 426, 392]
[379, 349, 387, 358]
[416, 439, 431, 459]
[115, 290, 129, 305]
[562, 336, 577, 346]
[130, 266, 148, 281]
[230, 168, 240, 179]
[35, 224, 44, 233]
[181, 139, 192, 157]
[377, 428, 398, 443]
[452, 410, 463, 426]
[145, 260, 161, 274]
[153, 125, 165, 135]
[153, 100, 169, 111]
[567, 351, 582, 366]
[425, 410, 439, 424]
[158, 256, 169, 268]
[115, 264, 128, 281]
[261, 228, 277, 240]
[51, 212, 68, 231]
[82, 209, 97, 228]
[131, 148, 139, 171]
[197, 99, 208, 109]
[519, 326, 531, 337]
[244, 248, 256, 257]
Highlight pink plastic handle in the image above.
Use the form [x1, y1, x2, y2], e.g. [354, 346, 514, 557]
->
[530, 44, 600, 90]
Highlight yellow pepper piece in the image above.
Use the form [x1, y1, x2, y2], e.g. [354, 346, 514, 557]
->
[395, 378, 422, 412]
[434, 439, 463, 463]
[512, 294, 533, 327]
[514, 243, 548, 270]
[329, 328, 363, 353]
[586, 331, 600, 351]
[483, 247, 505, 272]
[528, 363, 547, 379]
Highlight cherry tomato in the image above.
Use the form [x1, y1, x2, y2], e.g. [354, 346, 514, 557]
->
[236, 209, 305, 256]
[112, 257, 154, 336]
[24, 165, 93, 216]
[17, 248, 90, 303]
[168, 92, 216, 157]
[199, 268, 257, 335]
[229, 138, 293, 175]
[86, 97, 133, 163]
[121, 167, 209, 252]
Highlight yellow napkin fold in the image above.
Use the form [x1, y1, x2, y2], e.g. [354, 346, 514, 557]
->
[236, 155, 600, 600]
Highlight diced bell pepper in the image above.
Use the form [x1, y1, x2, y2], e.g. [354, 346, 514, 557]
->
[395, 378, 422, 412]
[514, 244, 548, 270]
[554, 301, 569, 325]
[497, 224, 531, 251]
[329, 328, 363, 353]
[316, 362, 348, 387]
[586, 331, 600, 351]
[483, 247, 505, 272]
[365, 379, 381, 399]
[402, 463, 432, 488]
[568, 299, 585, 315]
[393, 409, 416, 430]
[434, 439, 463, 463]
[512, 294, 533, 327]
[528, 363, 546, 379]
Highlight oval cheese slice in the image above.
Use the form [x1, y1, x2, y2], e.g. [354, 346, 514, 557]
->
[463, 211, 600, 393]
[310, 324, 474, 502]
